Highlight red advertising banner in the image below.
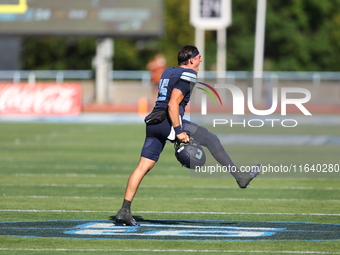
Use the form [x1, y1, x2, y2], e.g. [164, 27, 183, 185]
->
[0, 83, 82, 116]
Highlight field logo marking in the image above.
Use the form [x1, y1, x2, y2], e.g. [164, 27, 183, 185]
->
[65, 222, 279, 238]
[1, 220, 340, 241]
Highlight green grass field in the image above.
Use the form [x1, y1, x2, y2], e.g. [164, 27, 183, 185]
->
[0, 122, 339, 254]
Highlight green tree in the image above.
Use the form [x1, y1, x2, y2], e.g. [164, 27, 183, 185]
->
[264, 0, 339, 71]
[22, 37, 95, 70]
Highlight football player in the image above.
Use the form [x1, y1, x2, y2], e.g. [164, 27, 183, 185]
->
[115, 45, 261, 226]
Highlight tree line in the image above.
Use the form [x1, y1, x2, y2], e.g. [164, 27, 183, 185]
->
[21, 0, 340, 71]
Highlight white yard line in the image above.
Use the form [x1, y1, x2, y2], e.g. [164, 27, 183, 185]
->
[1, 195, 340, 202]
[0, 248, 339, 254]
[1, 173, 187, 178]
[1, 182, 339, 191]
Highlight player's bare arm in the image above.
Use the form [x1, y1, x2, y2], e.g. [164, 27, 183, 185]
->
[168, 88, 189, 143]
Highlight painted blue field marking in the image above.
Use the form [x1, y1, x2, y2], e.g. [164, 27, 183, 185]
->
[1, 219, 340, 241]
[74, 222, 285, 231]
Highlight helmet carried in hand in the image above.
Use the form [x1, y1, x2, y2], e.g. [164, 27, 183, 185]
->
[174, 137, 206, 169]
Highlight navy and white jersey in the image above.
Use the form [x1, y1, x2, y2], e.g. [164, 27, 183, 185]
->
[154, 67, 197, 116]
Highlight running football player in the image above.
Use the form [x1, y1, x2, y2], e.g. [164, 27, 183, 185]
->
[115, 45, 261, 226]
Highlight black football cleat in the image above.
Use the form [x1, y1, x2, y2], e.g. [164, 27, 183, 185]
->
[236, 164, 261, 189]
[115, 208, 140, 226]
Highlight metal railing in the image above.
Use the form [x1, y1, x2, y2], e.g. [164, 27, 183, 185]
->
[0, 70, 339, 84]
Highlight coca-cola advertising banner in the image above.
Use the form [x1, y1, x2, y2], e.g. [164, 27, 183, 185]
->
[0, 83, 82, 116]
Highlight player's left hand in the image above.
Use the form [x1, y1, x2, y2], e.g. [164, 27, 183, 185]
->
[176, 132, 190, 143]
